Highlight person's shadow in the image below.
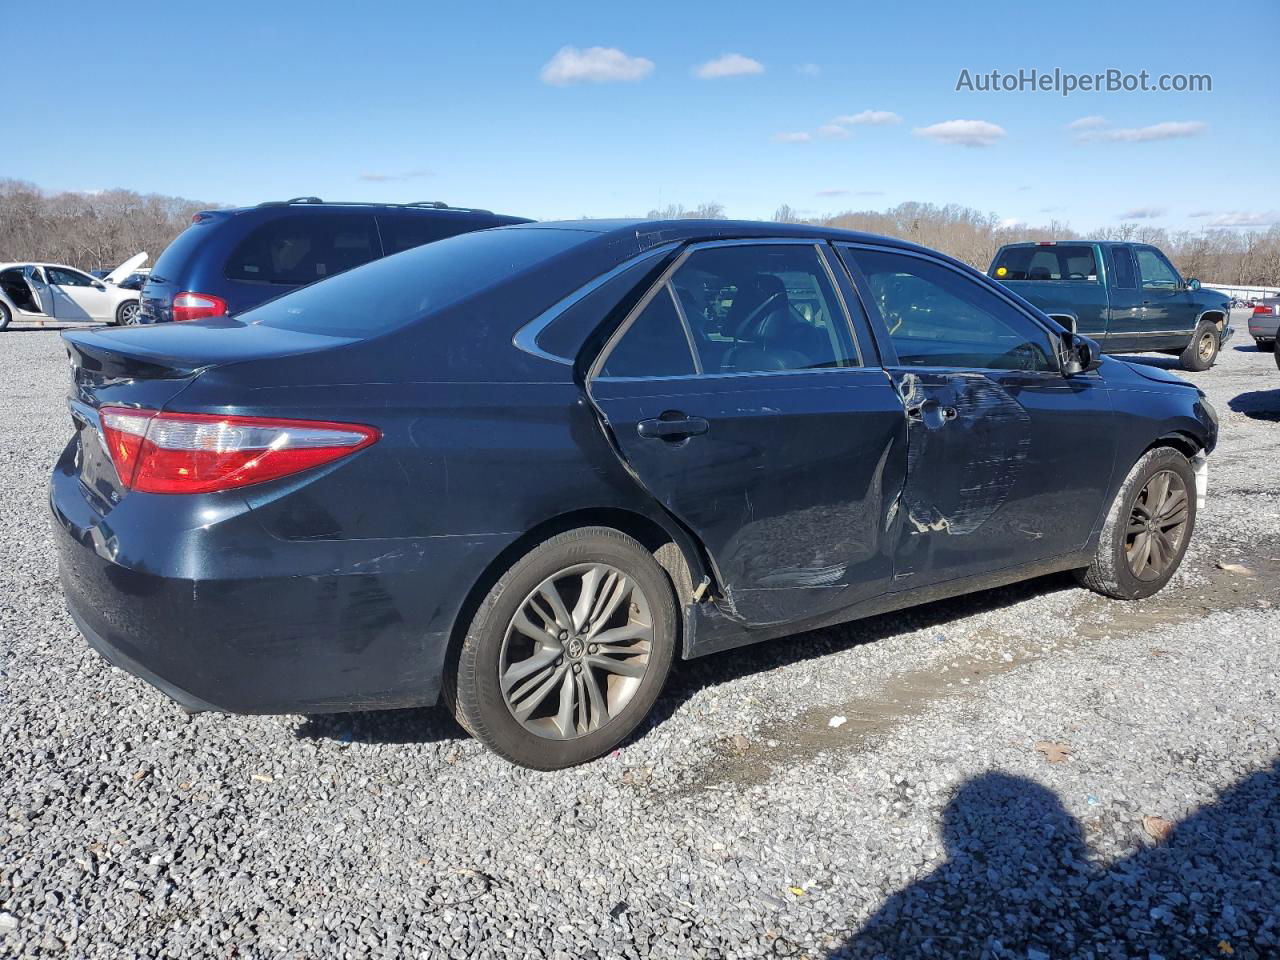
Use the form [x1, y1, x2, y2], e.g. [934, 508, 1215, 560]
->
[832, 763, 1280, 958]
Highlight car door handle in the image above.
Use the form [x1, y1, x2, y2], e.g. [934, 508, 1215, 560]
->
[637, 415, 709, 440]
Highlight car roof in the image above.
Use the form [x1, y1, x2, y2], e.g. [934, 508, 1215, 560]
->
[196, 199, 530, 223]
[504, 218, 952, 258]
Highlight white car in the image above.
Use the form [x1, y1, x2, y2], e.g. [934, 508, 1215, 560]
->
[0, 253, 147, 330]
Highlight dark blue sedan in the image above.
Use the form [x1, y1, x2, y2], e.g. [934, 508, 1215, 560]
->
[52, 220, 1218, 768]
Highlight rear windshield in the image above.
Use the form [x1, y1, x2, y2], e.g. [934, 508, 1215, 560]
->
[244, 227, 593, 337]
[991, 245, 1099, 283]
[150, 219, 220, 282]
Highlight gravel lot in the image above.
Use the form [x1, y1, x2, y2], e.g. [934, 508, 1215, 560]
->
[2, 314, 1278, 959]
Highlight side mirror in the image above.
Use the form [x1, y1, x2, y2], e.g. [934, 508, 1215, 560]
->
[1061, 332, 1102, 376]
[1186, 278, 1201, 291]
[92, 281, 106, 291]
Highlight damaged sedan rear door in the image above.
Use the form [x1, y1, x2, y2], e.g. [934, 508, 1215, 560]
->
[836, 243, 1116, 590]
[587, 239, 908, 627]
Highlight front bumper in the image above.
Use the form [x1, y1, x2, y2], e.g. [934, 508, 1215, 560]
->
[50, 440, 495, 715]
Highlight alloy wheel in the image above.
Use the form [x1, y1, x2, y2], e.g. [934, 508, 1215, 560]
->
[1125, 469, 1190, 582]
[119, 302, 140, 325]
[499, 562, 652, 739]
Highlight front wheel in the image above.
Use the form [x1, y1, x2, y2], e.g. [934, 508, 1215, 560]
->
[1076, 447, 1197, 600]
[115, 300, 140, 326]
[1179, 320, 1219, 371]
[450, 527, 677, 769]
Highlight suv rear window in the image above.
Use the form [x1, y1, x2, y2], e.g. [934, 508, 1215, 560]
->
[226, 214, 379, 285]
[150, 219, 220, 282]
[992, 245, 1099, 283]
[245, 227, 594, 337]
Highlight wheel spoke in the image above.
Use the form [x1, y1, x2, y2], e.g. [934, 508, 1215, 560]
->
[1147, 530, 1165, 572]
[501, 645, 560, 693]
[586, 654, 647, 679]
[1146, 473, 1171, 512]
[512, 609, 560, 647]
[571, 566, 605, 633]
[509, 662, 568, 720]
[552, 669, 577, 737]
[537, 582, 574, 631]
[1158, 507, 1188, 529]
[1156, 489, 1187, 522]
[581, 665, 610, 730]
[1127, 519, 1148, 535]
[589, 623, 651, 648]
[583, 575, 632, 637]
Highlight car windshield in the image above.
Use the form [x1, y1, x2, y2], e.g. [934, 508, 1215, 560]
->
[992, 245, 1099, 282]
[244, 227, 593, 337]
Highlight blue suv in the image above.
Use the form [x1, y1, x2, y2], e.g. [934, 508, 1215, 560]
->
[138, 198, 529, 323]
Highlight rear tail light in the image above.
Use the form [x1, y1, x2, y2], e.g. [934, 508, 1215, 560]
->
[171, 292, 228, 323]
[1254, 304, 1275, 316]
[99, 408, 379, 494]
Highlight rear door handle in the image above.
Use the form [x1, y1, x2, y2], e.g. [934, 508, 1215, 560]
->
[637, 415, 709, 440]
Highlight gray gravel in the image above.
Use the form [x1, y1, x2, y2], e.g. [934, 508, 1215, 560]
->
[2, 314, 1278, 959]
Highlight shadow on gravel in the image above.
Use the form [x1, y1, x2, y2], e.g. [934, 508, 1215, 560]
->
[831, 763, 1280, 958]
[293, 705, 464, 746]
[1228, 390, 1280, 422]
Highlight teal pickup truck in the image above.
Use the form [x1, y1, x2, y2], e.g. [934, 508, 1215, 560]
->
[989, 241, 1233, 370]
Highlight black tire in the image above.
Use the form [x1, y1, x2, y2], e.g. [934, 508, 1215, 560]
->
[1179, 319, 1219, 371]
[115, 300, 140, 326]
[0, 302, 10, 331]
[450, 527, 677, 769]
[1075, 447, 1197, 600]
[1257, 338, 1274, 352]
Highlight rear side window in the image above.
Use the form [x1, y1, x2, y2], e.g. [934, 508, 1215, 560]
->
[379, 215, 480, 255]
[151, 219, 219, 281]
[600, 287, 696, 378]
[226, 214, 379, 285]
[992, 245, 1099, 282]
[245, 227, 593, 337]
[1111, 246, 1137, 289]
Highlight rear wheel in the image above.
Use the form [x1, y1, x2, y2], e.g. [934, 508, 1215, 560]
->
[115, 301, 140, 326]
[1257, 338, 1274, 352]
[1076, 447, 1196, 600]
[0, 302, 10, 330]
[1179, 319, 1219, 371]
[450, 527, 677, 769]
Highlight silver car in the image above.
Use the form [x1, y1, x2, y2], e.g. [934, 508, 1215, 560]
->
[1249, 296, 1279, 350]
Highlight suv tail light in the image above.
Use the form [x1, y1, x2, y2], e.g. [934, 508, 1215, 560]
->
[172, 292, 228, 323]
[99, 408, 379, 494]
[1254, 304, 1275, 316]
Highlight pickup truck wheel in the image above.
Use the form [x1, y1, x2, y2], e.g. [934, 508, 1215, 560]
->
[450, 526, 677, 769]
[1179, 320, 1219, 371]
[1075, 447, 1196, 601]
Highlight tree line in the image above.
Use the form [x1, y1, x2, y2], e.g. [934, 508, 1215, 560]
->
[1, 180, 1274, 287]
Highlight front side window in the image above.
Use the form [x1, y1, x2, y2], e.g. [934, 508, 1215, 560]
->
[1135, 247, 1180, 290]
[669, 244, 856, 374]
[992, 245, 1099, 282]
[226, 214, 379, 285]
[846, 247, 1058, 371]
[47, 267, 94, 287]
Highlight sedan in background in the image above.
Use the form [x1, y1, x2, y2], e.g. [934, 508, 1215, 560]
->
[1249, 297, 1279, 350]
[0, 257, 144, 329]
[53, 220, 1217, 769]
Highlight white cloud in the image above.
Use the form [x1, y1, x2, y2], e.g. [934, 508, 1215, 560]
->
[359, 167, 433, 182]
[795, 63, 821, 77]
[816, 188, 849, 197]
[694, 53, 764, 79]
[772, 131, 812, 144]
[1067, 115, 1108, 130]
[831, 110, 902, 127]
[541, 46, 654, 85]
[1207, 211, 1279, 227]
[1119, 206, 1166, 219]
[913, 119, 1007, 148]
[1076, 120, 1206, 143]
[817, 124, 850, 140]
[998, 217, 1025, 229]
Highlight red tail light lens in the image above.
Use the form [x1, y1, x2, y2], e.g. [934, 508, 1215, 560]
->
[171, 292, 228, 323]
[1254, 305, 1275, 316]
[99, 408, 379, 494]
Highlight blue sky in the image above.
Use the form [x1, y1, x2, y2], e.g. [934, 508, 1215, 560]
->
[13, 0, 1277, 231]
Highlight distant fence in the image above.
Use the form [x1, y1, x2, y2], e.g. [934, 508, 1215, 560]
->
[1204, 282, 1279, 300]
